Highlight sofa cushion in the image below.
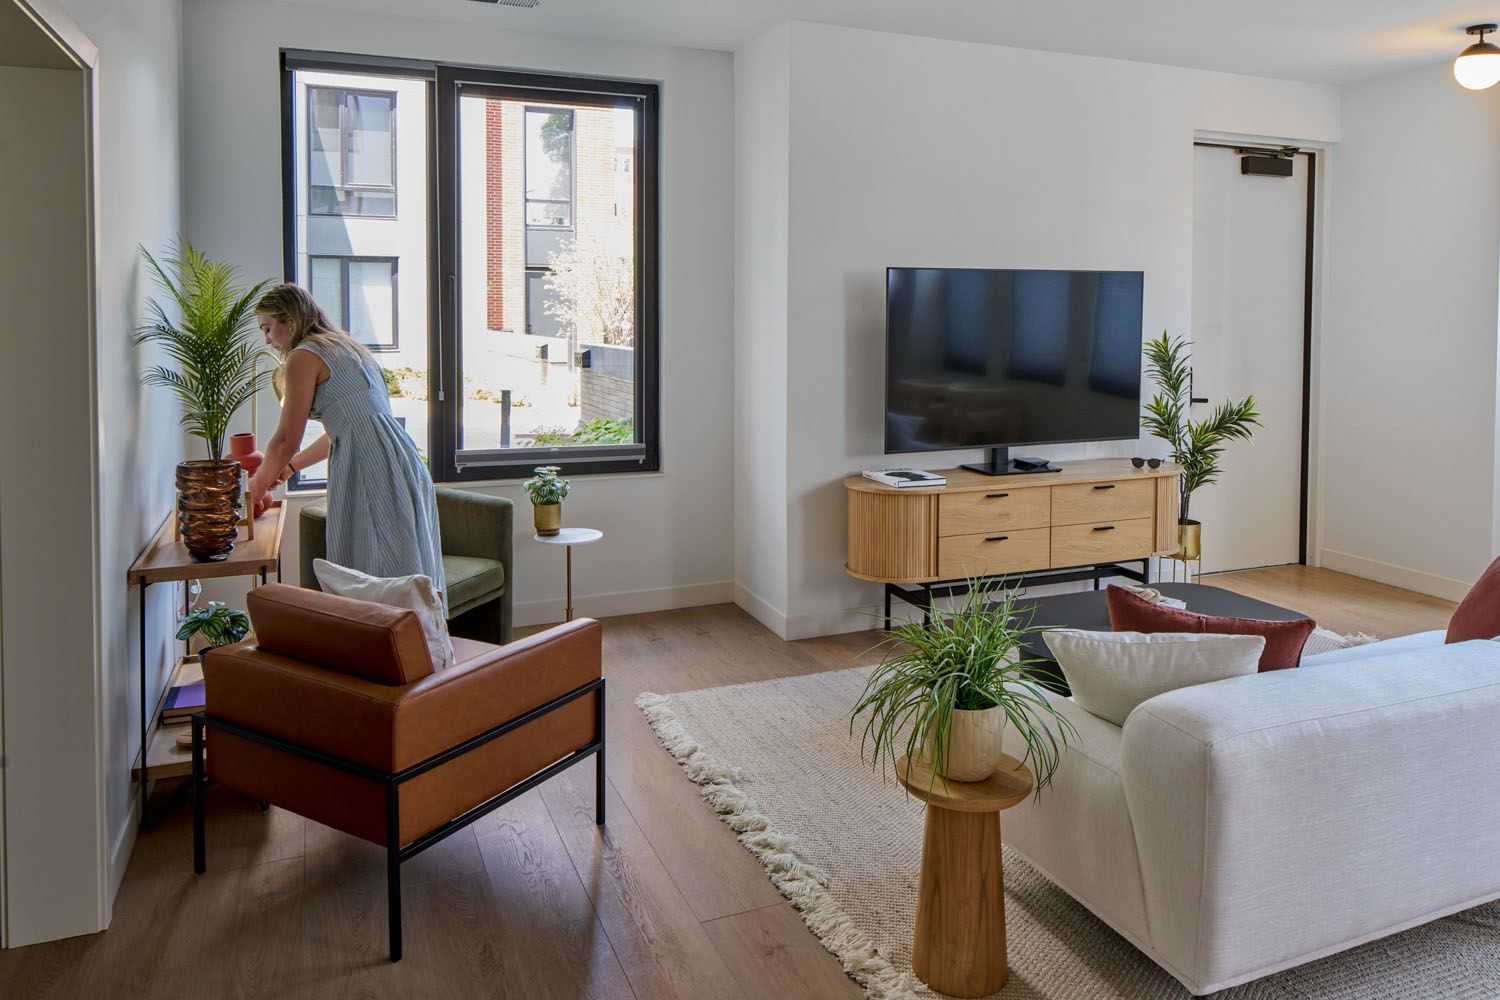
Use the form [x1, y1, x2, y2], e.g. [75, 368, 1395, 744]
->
[313, 558, 455, 672]
[1105, 585, 1315, 671]
[1303, 629, 1446, 669]
[1044, 628, 1265, 726]
[246, 582, 434, 684]
[1447, 554, 1500, 643]
[444, 555, 506, 615]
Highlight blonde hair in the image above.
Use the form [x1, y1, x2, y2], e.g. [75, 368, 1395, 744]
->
[255, 283, 375, 399]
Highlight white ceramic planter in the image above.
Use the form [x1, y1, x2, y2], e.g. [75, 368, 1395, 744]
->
[926, 705, 1005, 782]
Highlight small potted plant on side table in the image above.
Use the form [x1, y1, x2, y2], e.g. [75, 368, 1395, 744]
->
[524, 465, 570, 537]
[176, 600, 252, 657]
[852, 582, 1075, 788]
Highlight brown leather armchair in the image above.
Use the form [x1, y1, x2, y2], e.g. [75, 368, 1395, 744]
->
[192, 583, 604, 961]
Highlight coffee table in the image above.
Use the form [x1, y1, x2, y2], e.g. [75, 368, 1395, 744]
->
[897, 752, 1034, 997]
[1015, 583, 1307, 690]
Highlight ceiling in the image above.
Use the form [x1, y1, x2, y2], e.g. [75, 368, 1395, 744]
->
[0, 2, 78, 70]
[278, 0, 1489, 85]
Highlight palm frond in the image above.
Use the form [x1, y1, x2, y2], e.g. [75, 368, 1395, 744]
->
[136, 241, 275, 460]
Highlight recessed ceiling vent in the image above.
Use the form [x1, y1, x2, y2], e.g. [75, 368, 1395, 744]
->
[469, 0, 541, 7]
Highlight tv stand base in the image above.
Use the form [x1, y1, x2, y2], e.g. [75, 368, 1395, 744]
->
[960, 446, 1062, 477]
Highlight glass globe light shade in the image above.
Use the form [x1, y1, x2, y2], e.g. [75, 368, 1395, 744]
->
[1455, 41, 1500, 90]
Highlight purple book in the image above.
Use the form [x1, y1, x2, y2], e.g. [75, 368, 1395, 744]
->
[163, 682, 205, 716]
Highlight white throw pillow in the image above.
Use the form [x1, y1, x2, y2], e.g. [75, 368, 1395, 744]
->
[1044, 629, 1265, 727]
[312, 558, 455, 673]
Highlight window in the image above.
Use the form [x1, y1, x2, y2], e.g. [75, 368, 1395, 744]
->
[308, 86, 397, 217]
[283, 53, 659, 483]
[310, 256, 399, 351]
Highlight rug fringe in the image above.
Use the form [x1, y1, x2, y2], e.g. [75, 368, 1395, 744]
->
[635, 691, 923, 999]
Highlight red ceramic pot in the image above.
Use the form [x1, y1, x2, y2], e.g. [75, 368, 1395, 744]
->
[228, 432, 265, 478]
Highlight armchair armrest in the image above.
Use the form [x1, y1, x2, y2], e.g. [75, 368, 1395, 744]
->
[436, 487, 513, 566]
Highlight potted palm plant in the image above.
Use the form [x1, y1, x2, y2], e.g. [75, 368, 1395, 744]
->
[852, 583, 1075, 790]
[523, 465, 570, 537]
[137, 243, 275, 561]
[1141, 332, 1261, 561]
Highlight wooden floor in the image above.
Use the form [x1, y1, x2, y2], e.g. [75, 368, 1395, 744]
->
[0, 567, 1454, 999]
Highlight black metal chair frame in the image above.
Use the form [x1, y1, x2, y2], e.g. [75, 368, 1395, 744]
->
[191, 676, 606, 961]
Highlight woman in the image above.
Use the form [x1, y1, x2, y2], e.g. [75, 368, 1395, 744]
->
[248, 284, 444, 599]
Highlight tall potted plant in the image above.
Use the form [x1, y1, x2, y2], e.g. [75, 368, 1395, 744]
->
[137, 243, 275, 561]
[852, 583, 1075, 789]
[1140, 332, 1260, 561]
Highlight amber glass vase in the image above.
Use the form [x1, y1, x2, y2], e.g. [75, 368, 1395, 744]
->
[176, 459, 243, 562]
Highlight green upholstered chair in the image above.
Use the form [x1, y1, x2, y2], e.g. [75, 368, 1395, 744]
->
[299, 487, 513, 644]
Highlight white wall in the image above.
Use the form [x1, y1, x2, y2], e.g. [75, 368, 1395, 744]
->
[1320, 62, 1500, 600]
[0, 0, 184, 946]
[732, 24, 791, 628]
[736, 22, 1341, 638]
[183, 0, 734, 625]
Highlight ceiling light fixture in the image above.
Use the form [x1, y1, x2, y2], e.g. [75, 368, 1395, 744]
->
[1455, 24, 1500, 90]
[467, 0, 541, 7]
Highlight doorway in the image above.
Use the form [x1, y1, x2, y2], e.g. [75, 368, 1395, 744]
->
[1189, 142, 1316, 574]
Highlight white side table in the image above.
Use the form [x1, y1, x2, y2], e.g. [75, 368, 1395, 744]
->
[533, 527, 603, 622]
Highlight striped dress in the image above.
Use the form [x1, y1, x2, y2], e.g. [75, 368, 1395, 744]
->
[293, 337, 445, 605]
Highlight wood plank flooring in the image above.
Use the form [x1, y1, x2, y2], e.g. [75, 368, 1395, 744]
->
[0, 567, 1454, 998]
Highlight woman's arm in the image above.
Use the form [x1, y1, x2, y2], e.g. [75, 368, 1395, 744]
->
[271, 433, 330, 486]
[248, 349, 324, 508]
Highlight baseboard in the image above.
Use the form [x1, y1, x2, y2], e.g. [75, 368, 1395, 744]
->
[1318, 548, 1470, 603]
[782, 605, 883, 641]
[106, 792, 140, 923]
[513, 579, 733, 627]
[731, 583, 789, 639]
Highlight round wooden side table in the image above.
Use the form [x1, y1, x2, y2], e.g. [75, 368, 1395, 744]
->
[533, 527, 603, 621]
[896, 752, 1034, 998]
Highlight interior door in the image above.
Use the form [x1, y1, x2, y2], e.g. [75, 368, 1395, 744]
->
[1189, 145, 1308, 573]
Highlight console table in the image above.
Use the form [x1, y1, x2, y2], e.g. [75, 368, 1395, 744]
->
[844, 459, 1182, 624]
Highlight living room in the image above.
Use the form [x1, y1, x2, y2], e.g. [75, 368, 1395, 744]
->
[1, 0, 1497, 996]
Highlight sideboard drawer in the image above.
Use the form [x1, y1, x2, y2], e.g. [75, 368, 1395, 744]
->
[939, 488, 1052, 537]
[1050, 518, 1155, 568]
[937, 528, 1051, 579]
[1051, 479, 1154, 526]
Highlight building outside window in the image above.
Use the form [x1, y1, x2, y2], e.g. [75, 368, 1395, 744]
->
[308, 87, 397, 217]
[309, 255, 399, 351]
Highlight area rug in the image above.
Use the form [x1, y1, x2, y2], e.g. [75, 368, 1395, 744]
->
[637, 655, 1499, 999]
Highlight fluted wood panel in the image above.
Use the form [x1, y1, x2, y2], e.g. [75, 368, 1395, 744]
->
[1154, 476, 1181, 553]
[847, 490, 937, 582]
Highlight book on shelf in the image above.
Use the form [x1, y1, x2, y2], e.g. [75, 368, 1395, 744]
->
[862, 468, 947, 488]
[161, 656, 205, 722]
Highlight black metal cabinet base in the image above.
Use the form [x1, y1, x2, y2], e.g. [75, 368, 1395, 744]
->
[881, 558, 1152, 629]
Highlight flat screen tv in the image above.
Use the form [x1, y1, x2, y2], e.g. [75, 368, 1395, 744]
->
[885, 267, 1144, 475]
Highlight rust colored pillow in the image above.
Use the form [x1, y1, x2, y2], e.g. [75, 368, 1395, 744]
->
[1447, 554, 1500, 643]
[247, 583, 434, 685]
[1104, 585, 1316, 672]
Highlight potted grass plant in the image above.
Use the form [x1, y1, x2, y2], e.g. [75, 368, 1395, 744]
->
[852, 582, 1075, 790]
[1141, 332, 1260, 561]
[523, 465, 570, 537]
[137, 242, 275, 562]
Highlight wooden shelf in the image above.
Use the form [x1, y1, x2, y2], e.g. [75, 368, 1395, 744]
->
[133, 655, 204, 782]
[128, 500, 286, 586]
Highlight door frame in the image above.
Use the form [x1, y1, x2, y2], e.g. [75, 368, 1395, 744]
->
[1192, 137, 1321, 567]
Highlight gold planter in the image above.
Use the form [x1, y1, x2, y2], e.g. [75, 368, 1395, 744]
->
[533, 502, 562, 537]
[1176, 519, 1202, 561]
[176, 459, 242, 562]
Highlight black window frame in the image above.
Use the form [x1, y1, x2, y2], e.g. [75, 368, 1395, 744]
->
[307, 84, 400, 219]
[281, 52, 660, 485]
[308, 254, 401, 352]
[434, 66, 660, 482]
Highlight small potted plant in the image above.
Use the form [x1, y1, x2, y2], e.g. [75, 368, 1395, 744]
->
[852, 582, 1075, 789]
[175, 600, 252, 658]
[523, 465, 570, 537]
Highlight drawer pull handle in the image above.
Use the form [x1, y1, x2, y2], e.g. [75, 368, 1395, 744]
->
[1093, 484, 1116, 491]
[984, 535, 1009, 543]
[985, 492, 1010, 499]
[1093, 525, 1116, 532]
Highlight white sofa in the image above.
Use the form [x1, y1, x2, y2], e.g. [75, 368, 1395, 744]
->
[1000, 630, 1500, 995]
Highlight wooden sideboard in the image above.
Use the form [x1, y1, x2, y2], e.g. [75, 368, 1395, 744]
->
[845, 459, 1182, 585]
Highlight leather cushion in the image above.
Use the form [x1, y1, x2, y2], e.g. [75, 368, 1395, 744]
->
[246, 582, 434, 684]
[444, 554, 505, 612]
[1105, 585, 1315, 671]
[1447, 554, 1500, 643]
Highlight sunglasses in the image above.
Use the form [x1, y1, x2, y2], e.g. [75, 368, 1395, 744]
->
[1131, 457, 1164, 469]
